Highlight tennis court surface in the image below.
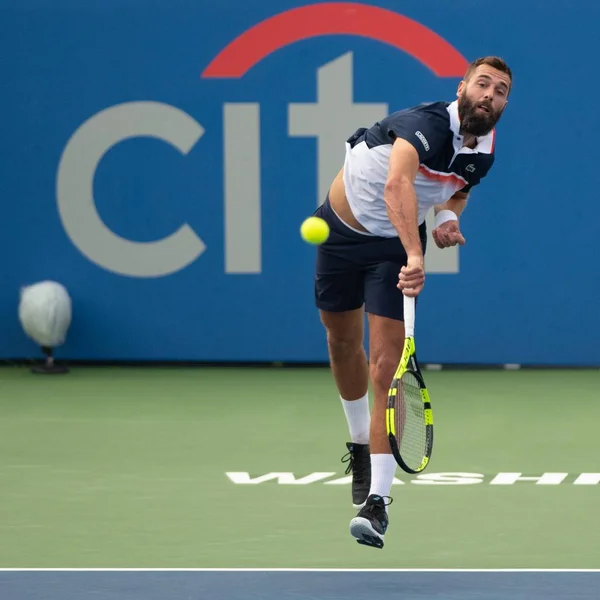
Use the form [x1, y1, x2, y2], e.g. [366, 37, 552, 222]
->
[1, 365, 599, 598]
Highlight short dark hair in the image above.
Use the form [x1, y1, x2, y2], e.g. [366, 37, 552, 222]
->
[464, 56, 512, 91]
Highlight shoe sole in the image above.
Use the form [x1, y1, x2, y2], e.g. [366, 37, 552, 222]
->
[349, 516, 384, 549]
[353, 500, 366, 509]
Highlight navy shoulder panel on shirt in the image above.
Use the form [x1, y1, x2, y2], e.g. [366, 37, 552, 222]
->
[346, 101, 496, 194]
[347, 102, 452, 161]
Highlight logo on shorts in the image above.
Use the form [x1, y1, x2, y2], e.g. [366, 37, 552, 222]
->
[466, 164, 476, 172]
[415, 131, 430, 151]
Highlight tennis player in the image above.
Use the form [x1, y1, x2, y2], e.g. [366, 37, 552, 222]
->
[313, 56, 512, 548]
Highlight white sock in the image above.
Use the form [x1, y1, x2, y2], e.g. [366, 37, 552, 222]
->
[340, 393, 370, 445]
[369, 454, 397, 507]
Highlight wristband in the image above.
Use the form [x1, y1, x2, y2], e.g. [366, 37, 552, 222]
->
[434, 209, 458, 228]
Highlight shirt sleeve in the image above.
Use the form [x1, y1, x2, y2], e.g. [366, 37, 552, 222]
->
[380, 105, 450, 162]
[458, 155, 495, 194]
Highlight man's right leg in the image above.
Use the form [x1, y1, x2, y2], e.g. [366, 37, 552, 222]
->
[313, 190, 374, 507]
[319, 309, 368, 404]
[319, 309, 371, 508]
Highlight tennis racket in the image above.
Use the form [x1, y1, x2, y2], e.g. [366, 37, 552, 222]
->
[386, 293, 434, 474]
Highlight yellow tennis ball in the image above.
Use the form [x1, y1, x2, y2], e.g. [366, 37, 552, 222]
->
[300, 216, 330, 245]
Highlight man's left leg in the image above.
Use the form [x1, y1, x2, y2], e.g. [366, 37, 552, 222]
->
[349, 260, 407, 549]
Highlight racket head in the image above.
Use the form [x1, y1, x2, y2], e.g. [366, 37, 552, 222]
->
[386, 338, 434, 474]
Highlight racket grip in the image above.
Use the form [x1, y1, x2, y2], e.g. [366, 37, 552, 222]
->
[403, 294, 416, 337]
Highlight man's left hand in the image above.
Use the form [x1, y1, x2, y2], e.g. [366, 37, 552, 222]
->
[432, 220, 466, 249]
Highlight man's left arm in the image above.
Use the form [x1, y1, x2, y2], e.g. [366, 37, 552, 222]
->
[432, 190, 468, 248]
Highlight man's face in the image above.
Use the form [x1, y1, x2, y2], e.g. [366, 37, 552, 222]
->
[457, 65, 511, 136]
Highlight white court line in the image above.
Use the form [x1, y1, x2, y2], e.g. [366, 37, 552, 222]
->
[0, 569, 599, 573]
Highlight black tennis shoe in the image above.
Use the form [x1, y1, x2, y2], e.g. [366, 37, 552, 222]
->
[349, 494, 393, 549]
[341, 442, 371, 508]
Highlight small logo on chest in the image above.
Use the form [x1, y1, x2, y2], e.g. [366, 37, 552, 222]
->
[466, 164, 476, 173]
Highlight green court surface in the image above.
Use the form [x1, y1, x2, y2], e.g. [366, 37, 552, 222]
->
[0, 365, 599, 569]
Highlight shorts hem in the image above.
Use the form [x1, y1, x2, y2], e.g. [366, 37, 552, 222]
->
[315, 302, 364, 313]
[364, 307, 404, 322]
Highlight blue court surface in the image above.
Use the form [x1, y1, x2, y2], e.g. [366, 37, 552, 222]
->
[2, 570, 599, 600]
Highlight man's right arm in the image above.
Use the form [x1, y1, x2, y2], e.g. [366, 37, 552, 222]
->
[383, 137, 425, 296]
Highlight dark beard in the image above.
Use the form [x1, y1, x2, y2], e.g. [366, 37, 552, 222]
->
[458, 93, 502, 136]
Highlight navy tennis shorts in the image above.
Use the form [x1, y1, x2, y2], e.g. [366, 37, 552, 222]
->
[313, 195, 427, 321]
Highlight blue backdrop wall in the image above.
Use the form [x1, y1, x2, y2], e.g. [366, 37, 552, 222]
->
[1, 0, 598, 365]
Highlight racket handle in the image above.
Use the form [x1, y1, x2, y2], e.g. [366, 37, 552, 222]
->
[403, 294, 416, 337]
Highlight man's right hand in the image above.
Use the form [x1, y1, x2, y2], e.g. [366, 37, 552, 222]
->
[397, 255, 425, 297]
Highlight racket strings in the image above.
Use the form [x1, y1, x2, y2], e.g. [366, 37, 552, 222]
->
[394, 371, 428, 470]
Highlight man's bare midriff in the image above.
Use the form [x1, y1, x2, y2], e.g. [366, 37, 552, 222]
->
[328, 167, 371, 233]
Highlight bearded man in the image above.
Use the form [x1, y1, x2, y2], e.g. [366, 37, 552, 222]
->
[309, 56, 512, 549]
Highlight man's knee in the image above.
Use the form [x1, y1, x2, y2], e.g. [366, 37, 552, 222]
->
[369, 353, 400, 389]
[320, 309, 363, 356]
[368, 314, 405, 389]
